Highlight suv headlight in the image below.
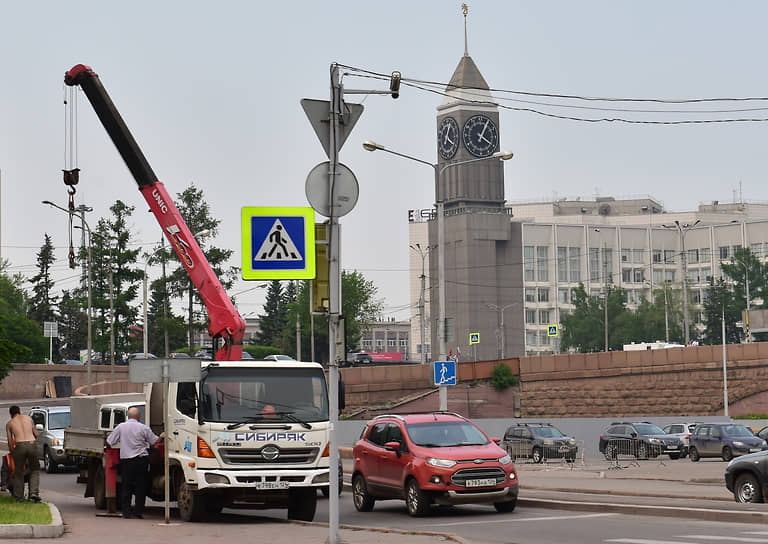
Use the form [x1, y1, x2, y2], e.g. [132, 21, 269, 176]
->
[427, 458, 457, 468]
[649, 438, 660, 444]
[733, 441, 745, 447]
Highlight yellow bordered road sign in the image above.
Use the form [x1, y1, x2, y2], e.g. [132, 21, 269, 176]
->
[241, 207, 316, 280]
[547, 324, 559, 337]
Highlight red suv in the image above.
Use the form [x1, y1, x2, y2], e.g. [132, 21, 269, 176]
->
[352, 412, 518, 516]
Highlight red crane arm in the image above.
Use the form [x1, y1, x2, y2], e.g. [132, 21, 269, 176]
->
[65, 64, 244, 361]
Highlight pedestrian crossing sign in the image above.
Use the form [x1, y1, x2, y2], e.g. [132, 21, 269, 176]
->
[547, 324, 559, 337]
[241, 207, 316, 279]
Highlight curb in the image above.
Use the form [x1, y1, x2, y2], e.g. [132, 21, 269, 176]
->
[522, 484, 731, 502]
[289, 520, 467, 544]
[0, 502, 64, 539]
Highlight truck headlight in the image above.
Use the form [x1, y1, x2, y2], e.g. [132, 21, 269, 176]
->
[427, 458, 456, 468]
[204, 473, 230, 485]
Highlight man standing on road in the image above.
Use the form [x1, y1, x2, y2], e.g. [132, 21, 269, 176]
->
[106, 407, 164, 519]
[5, 405, 40, 502]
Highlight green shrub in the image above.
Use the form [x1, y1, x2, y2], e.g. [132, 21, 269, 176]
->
[490, 362, 518, 391]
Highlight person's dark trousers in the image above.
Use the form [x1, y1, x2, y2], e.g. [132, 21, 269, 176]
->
[120, 456, 149, 517]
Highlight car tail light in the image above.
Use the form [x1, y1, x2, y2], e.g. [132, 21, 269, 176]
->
[599, 435, 604, 440]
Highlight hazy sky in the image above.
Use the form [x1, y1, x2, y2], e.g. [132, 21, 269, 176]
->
[3, 1, 768, 321]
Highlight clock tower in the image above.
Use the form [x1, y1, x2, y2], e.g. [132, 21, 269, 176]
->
[428, 44, 524, 362]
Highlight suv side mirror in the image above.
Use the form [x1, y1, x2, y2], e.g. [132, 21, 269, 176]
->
[491, 437, 501, 444]
[384, 441, 402, 456]
[630, 432, 638, 438]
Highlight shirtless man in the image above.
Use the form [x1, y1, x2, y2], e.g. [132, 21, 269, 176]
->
[5, 406, 40, 502]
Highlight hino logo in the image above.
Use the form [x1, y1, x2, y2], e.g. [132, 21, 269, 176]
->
[152, 189, 169, 214]
[261, 445, 279, 461]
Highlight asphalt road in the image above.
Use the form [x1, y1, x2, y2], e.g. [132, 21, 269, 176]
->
[33, 469, 768, 544]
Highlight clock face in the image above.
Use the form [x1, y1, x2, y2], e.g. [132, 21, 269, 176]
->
[462, 114, 498, 158]
[438, 117, 459, 160]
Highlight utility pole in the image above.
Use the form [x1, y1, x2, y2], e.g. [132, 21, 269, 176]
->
[410, 244, 430, 364]
[663, 220, 700, 345]
[295, 280, 301, 360]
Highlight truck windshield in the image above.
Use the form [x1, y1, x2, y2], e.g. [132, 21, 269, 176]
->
[199, 366, 328, 423]
[48, 412, 71, 430]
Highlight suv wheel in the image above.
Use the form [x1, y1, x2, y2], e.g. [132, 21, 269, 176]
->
[44, 448, 58, 474]
[494, 498, 517, 513]
[405, 478, 429, 517]
[689, 446, 700, 462]
[352, 474, 375, 512]
[604, 443, 616, 460]
[531, 447, 543, 464]
[722, 446, 734, 462]
[734, 473, 763, 503]
[636, 442, 648, 460]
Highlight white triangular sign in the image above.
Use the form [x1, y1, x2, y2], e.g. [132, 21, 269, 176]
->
[254, 219, 303, 262]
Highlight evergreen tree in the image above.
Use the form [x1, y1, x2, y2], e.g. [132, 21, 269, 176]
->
[58, 289, 87, 360]
[257, 280, 286, 348]
[163, 184, 237, 351]
[28, 234, 58, 327]
[721, 247, 767, 341]
[701, 277, 741, 345]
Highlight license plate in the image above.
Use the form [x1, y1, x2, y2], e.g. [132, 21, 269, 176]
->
[750, 448, 761, 453]
[465, 478, 496, 488]
[254, 481, 289, 490]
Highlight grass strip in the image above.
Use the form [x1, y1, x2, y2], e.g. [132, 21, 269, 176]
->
[0, 495, 52, 524]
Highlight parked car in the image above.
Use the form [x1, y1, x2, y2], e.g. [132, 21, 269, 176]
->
[755, 426, 768, 442]
[121, 352, 157, 365]
[598, 422, 683, 460]
[62, 359, 83, 365]
[501, 422, 578, 463]
[351, 412, 518, 516]
[240, 351, 255, 360]
[725, 450, 768, 502]
[662, 422, 699, 457]
[346, 353, 373, 366]
[194, 349, 213, 360]
[263, 354, 293, 361]
[169, 352, 191, 358]
[689, 423, 767, 462]
[27, 406, 72, 473]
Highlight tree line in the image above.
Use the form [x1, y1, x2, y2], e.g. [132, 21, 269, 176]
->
[0, 183, 382, 379]
[561, 247, 764, 352]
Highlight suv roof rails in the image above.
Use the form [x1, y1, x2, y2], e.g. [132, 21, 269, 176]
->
[372, 414, 406, 422]
[512, 422, 552, 427]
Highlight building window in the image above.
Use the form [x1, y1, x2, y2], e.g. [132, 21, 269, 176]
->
[539, 310, 550, 324]
[692, 290, 702, 304]
[526, 331, 537, 346]
[719, 246, 730, 260]
[362, 339, 372, 348]
[653, 269, 664, 283]
[589, 248, 600, 282]
[539, 332, 551, 345]
[652, 250, 662, 264]
[558, 288, 570, 304]
[664, 250, 676, 264]
[537, 246, 549, 281]
[633, 249, 644, 264]
[687, 249, 699, 264]
[538, 288, 550, 302]
[399, 339, 407, 347]
[751, 243, 763, 257]
[700, 247, 711, 263]
[622, 269, 632, 283]
[633, 269, 644, 283]
[388, 339, 396, 347]
[621, 249, 630, 263]
[525, 310, 536, 324]
[525, 288, 536, 303]
[665, 270, 675, 282]
[557, 247, 568, 282]
[524, 246, 535, 281]
[376, 339, 384, 348]
[701, 267, 711, 282]
[569, 247, 581, 282]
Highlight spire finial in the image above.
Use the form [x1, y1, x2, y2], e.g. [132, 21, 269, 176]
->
[462, 3, 469, 56]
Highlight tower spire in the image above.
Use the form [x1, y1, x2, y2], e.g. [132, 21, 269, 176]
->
[462, 3, 469, 56]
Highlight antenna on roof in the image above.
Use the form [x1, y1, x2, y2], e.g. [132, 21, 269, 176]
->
[462, 3, 469, 56]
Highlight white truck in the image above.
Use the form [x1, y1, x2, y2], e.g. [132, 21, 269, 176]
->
[65, 360, 333, 521]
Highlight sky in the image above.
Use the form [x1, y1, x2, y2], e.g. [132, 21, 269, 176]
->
[3, 1, 768, 322]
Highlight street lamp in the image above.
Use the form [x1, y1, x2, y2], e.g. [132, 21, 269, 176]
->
[663, 220, 700, 344]
[42, 200, 93, 394]
[410, 243, 432, 364]
[594, 228, 609, 351]
[485, 303, 514, 359]
[362, 140, 514, 372]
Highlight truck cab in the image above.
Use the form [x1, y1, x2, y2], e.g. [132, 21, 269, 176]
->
[99, 402, 146, 431]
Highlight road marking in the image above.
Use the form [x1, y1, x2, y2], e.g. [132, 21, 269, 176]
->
[681, 537, 768, 543]
[424, 512, 615, 527]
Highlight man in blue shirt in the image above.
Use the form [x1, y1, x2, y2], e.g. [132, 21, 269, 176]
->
[106, 407, 164, 519]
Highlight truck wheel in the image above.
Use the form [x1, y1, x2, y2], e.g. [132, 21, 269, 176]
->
[287, 487, 317, 521]
[177, 481, 205, 522]
[93, 464, 106, 510]
[44, 448, 58, 474]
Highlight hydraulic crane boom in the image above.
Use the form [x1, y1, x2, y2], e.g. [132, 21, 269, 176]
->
[65, 64, 245, 361]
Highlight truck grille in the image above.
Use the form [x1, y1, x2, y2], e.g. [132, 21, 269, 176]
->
[219, 447, 319, 465]
[450, 467, 506, 487]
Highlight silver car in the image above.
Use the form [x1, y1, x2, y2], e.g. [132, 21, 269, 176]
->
[28, 406, 72, 473]
[662, 422, 698, 457]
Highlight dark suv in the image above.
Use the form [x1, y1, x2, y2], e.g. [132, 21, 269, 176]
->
[599, 422, 683, 460]
[352, 412, 518, 516]
[689, 423, 767, 462]
[502, 423, 578, 463]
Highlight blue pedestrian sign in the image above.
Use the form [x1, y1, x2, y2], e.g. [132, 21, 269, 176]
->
[547, 324, 559, 337]
[241, 207, 316, 280]
[433, 361, 457, 386]
[469, 332, 480, 345]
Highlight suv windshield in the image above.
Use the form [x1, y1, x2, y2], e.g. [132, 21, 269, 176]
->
[48, 412, 70, 430]
[199, 366, 328, 423]
[406, 421, 489, 447]
[633, 423, 665, 436]
[722, 424, 755, 437]
[533, 427, 565, 438]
